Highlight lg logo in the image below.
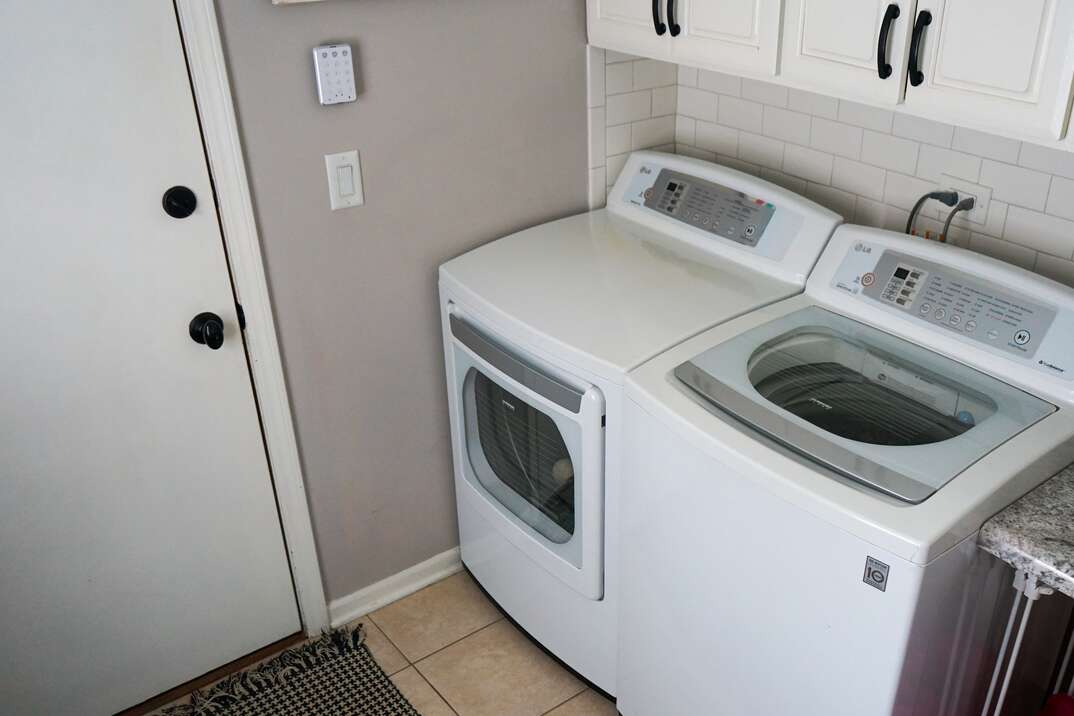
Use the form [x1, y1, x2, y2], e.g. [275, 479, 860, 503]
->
[863, 556, 890, 592]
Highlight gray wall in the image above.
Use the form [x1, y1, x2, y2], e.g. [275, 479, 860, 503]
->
[216, 0, 589, 600]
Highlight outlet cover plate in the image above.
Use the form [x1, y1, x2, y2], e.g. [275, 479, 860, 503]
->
[939, 174, 991, 225]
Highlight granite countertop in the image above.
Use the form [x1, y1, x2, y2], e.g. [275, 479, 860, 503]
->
[979, 464, 1074, 598]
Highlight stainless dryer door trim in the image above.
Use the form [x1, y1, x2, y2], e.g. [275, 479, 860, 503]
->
[450, 314, 583, 413]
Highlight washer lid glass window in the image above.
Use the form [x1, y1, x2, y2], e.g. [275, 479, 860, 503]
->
[675, 306, 1055, 503]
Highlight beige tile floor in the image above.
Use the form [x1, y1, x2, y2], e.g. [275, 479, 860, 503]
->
[366, 571, 617, 716]
[154, 571, 616, 716]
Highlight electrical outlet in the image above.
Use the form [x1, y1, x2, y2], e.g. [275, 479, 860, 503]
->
[325, 150, 364, 210]
[940, 175, 991, 225]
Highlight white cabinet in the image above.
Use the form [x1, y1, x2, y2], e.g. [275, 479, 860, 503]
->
[586, 0, 1074, 147]
[587, 0, 672, 60]
[780, 0, 913, 104]
[671, 0, 781, 77]
[588, 0, 780, 78]
[901, 0, 1074, 141]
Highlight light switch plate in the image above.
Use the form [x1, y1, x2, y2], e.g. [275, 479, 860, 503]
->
[313, 44, 356, 105]
[325, 150, 364, 210]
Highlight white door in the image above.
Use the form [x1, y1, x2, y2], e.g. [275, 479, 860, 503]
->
[0, 3, 301, 714]
[902, 0, 1074, 141]
[781, 0, 915, 104]
[671, 0, 782, 77]
[588, 0, 674, 60]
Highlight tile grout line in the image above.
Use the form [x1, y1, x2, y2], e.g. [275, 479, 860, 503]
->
[537, 685, 591, 716]
[362, 586, 494, 715]
[363, 611, 414, 673]
[415, 668, 461, 716]
[410, 616, 505, 669]
[409, 618, 505, 715]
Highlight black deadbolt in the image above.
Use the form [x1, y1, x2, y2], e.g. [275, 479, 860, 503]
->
[189, 312, 225, 350]
[163, 186, 197, 219]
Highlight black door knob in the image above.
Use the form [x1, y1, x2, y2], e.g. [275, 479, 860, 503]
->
[189, 312, 225, 350]
[163, 186, 197, 219]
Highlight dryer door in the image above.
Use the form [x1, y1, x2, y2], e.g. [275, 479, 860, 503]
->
[449, 312, 605, 599]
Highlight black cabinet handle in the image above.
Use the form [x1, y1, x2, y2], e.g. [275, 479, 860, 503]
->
[908, 10, 932, 86]
[877, 4, 900, 79]
[667, 0, 680, 36]
[651, 0, 666, 35]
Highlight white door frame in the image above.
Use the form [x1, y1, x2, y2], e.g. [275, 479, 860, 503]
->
[174, 0, 329, 636]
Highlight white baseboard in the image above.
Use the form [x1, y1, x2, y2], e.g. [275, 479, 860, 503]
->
[328, 547, 463, 628]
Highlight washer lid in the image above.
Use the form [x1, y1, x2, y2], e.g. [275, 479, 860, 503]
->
[441, 210, 801, 381]
[676, 306, 1056, 503]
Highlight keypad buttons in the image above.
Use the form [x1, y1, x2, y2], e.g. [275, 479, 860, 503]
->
[949, 314, 962, 326]
[934, 307, 947, 320]
[919, 303, 931, 314]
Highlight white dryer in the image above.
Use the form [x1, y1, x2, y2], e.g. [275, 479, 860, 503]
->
[439, 151, 840, 692]
[619, 225, 1074, 714]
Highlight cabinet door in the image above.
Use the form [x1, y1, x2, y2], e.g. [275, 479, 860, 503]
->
[671, 0, 781, 77]
[588, 0, 673, 60]
[903, 0, 1074, 141]
[781, 0, 914, 104]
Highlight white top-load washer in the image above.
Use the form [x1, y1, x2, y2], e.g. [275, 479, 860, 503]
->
[618, 224, 1074, 715]
[438, 151, 840, 692]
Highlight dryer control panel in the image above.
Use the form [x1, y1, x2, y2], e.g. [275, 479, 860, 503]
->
[641, 169, 776, 247]
[608, 151, 842, 286]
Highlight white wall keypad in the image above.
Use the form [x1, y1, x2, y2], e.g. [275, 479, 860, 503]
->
[313, 44, 356, 105]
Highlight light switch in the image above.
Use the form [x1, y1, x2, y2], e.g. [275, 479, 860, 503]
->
[338, 166, 355, 196]
[325, 150, 364, 210]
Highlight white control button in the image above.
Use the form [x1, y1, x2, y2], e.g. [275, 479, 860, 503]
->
[861, 272, 875, 287]
[965, 320, 977, 332]
[949, 314, 962, 326]
[934, 307, 947, 320]
[919, 303, 931, 314]
[1014, 329, 1031, 345]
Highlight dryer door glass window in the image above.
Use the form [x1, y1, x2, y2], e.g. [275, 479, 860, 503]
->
[466, 369, 575, 542]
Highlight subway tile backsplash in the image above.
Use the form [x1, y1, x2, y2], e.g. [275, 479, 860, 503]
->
[587, 47, 676, 209]
[586, 47, 1074, 288]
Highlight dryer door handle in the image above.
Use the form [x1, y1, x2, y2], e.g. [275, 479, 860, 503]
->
[449, 314, 584, 413]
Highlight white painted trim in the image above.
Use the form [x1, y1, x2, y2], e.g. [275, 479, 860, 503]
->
[329, 548, 464, 627]
[175, 0, 329, 636]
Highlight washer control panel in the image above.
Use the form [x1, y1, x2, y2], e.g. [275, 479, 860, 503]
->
[859, 250, 1056, 357]
[641, 168, 776, 247]
[831, 241, 1074, 382]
